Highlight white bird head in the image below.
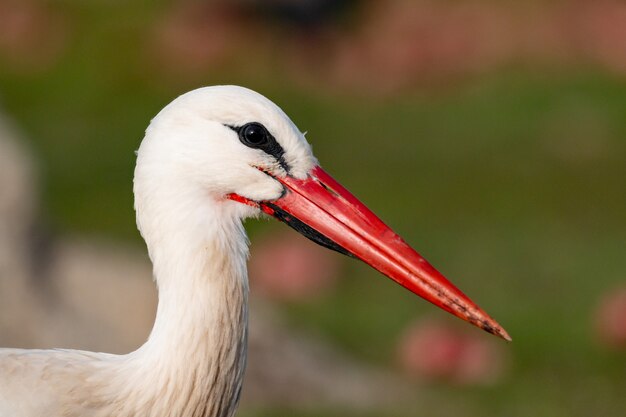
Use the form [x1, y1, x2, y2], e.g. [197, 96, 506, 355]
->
[134, 85, 510, 341]
[135, 86, 314, 210]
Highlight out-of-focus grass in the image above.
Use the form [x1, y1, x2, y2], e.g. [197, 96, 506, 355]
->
[1, 3, 625, 416]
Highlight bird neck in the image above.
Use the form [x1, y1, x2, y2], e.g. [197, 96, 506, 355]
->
[122, 192, 250, 417]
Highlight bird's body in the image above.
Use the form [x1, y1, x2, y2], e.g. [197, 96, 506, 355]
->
[0, 86, 509, 417]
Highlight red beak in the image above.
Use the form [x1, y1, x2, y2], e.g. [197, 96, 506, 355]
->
[229, 166, 511, 341]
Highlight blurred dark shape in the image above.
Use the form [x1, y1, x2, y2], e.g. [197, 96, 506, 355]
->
[0, 0, 68, 72]
[594, 285, 626, 350]
[149, 0, 361, 80]
[249, 230, 341, 301]
[397, 318, 508, 385]
[249, 0, 357, 30]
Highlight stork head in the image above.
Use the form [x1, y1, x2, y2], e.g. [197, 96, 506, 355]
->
[135, 85, 510, 341]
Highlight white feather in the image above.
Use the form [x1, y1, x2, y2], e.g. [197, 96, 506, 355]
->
[0, 86, 318, 417]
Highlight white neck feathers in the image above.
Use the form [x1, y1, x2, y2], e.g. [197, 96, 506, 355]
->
[88, 163, 251, 417]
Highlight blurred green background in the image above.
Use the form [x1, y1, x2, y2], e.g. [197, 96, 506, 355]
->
[0, 1, 625, 416]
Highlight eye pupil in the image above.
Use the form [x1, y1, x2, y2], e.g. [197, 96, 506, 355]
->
[243, 123, 268, 146]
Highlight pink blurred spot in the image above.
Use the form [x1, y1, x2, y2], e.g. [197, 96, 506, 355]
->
[0, 0, 68, 72]
[149, 2, 245, 75]
[577, 1, 626, 73]
[594, 285, 626, 349]
[397, 318, 507, 385]
[249, 231, 341, 301]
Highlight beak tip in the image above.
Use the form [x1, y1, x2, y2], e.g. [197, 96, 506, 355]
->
[484, 321, 512, 342]
[501, 329, 513, 342]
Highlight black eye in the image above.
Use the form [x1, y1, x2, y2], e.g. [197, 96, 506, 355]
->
[241, 123, 269, 147]
[226, 122, 290, 172]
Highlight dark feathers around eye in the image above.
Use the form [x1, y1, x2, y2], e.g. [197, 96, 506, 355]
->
[227, 123, 290, 172]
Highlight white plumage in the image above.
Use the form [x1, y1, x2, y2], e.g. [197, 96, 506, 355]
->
[0, 85, 509, 417]
[0, 86, 316, 417]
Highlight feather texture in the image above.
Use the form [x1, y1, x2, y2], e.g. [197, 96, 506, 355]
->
[0, 86, 313, 417]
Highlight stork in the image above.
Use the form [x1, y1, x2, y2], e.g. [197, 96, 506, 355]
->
[0, 86, 510, 417]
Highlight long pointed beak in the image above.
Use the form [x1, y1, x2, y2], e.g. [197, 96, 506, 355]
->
[229, 166, 511, 341]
